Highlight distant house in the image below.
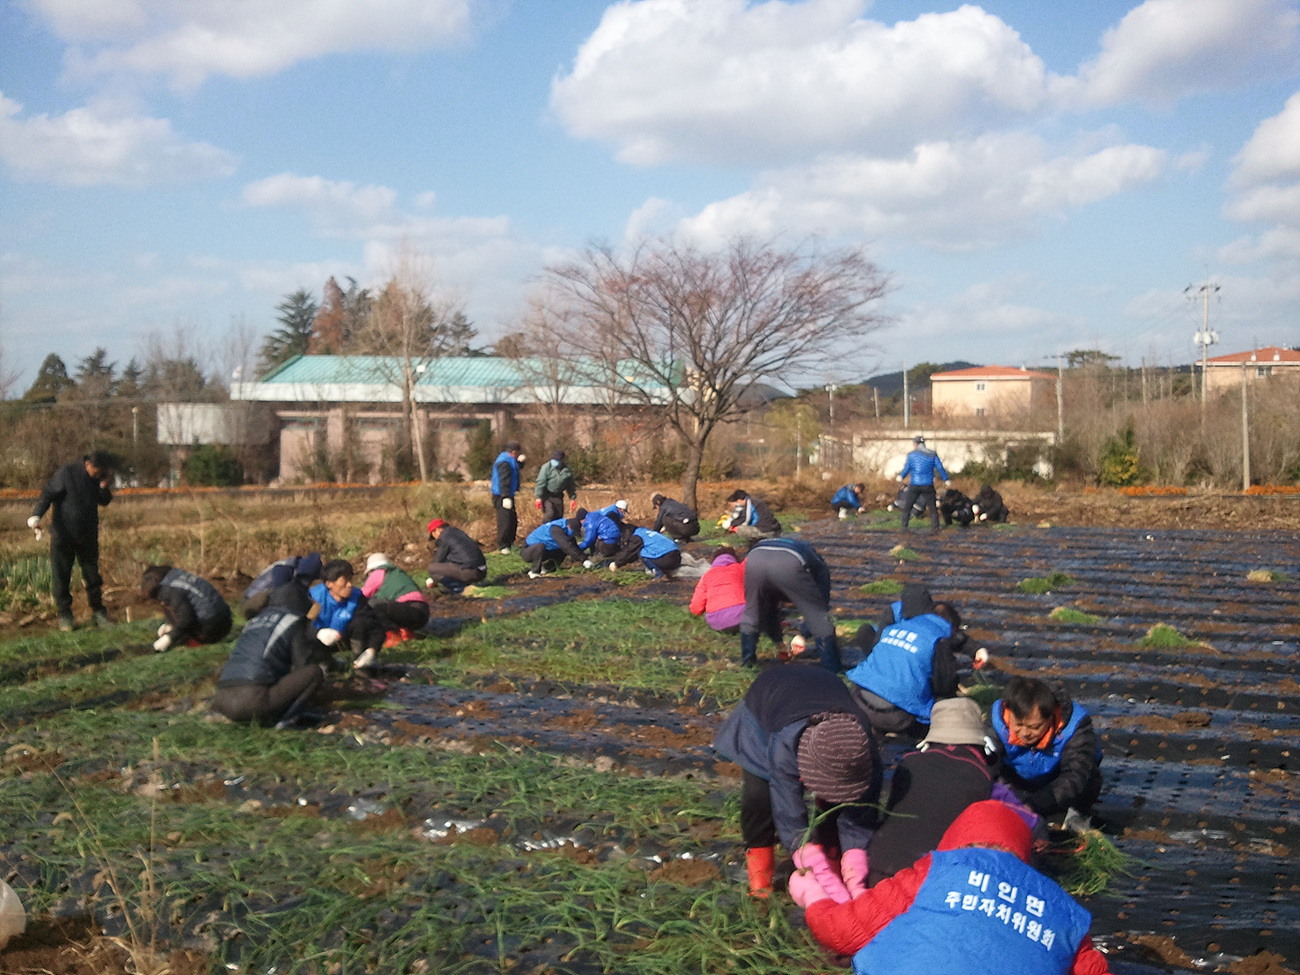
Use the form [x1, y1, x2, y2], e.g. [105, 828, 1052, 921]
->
[230, 355, 671, 483]
[1204, 346, 1300, 393]
[930, 365, 1056, 418]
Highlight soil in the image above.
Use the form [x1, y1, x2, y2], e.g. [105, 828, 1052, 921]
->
[5, 490, 1300, 973]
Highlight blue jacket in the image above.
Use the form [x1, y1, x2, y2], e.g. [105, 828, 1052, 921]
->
[525, 518, 576, 550]
[898, 448, 948, 487]
[852, 846, 1092, 975]
[597, 503, 625, 521]
[992, 701, 1101, 785]
[581, 510, 622, 550]
[632, 526, 677, 560]
[846, 608, 952, 721]
[831, 484, 862, 509]
[309, 581, 362, 633]
[490, 451, 520, 497]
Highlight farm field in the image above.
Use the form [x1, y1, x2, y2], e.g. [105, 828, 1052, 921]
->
[1, 492, 1298, 974]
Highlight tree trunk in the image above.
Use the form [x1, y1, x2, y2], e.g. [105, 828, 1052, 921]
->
[681, 437, 705, 512]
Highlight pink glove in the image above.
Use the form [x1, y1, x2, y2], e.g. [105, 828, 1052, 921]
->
[787, 868, 832, 909]
[792, 844, 851, 904]
[840, 849, 869, 898]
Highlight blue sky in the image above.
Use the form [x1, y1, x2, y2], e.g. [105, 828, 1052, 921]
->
[2, 0, 1297, 392]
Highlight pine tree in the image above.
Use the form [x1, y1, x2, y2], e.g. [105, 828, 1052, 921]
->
[259, 289, 319, 372]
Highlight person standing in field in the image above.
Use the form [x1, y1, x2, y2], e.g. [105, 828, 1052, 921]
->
[490, 441, 525, 554]
[28, 450, 118, 631]
[534, 450, 578, 522]
[896, 435, 950, 531]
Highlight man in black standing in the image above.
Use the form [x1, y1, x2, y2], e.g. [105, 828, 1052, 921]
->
[28, 450, 117, 631]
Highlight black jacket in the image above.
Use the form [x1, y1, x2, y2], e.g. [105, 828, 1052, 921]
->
[32, 460, 112, 542]
[217, 607, 330, 687]
[653, 497, 699, 532]
[998, 694, 1103, 817]
[431, 526, 486, 570]
[973, 485, 1009, 522]
[157, 568, 232, 641]
[749, 496, 781, 534]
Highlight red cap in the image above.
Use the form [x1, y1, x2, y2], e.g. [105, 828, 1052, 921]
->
[427, 519, 446, 534]
[937, 800, 1032, 862]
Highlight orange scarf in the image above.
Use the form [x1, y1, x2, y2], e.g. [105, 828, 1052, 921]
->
[1002, 705, 1063, 751]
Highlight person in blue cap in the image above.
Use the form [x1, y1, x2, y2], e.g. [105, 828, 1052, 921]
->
[896, 435, 950, 530]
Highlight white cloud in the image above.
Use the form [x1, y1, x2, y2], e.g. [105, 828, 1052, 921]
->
[0, 92, 237, 185]
[242, 173, 400, 234]
[1071, 0, 1299, 107]
[1218, 227, 1300, 263]
[552, 0, 1056, 166]
[679, 133, 1166, 249]
[1225, 183, 1300, 226]
[1231, 91, 1300, 187]
[26, 0, 478, 88]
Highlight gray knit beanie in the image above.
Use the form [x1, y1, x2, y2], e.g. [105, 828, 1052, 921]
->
[797, 712, 875, 803]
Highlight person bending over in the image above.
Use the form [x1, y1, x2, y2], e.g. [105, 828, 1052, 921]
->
[140, 565, 233, 652]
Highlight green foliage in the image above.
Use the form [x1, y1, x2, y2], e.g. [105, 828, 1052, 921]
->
[861, 578, 904, 595]
[463, 420, 496, 479]
[260, 288, 318, 373]
[1049, 606, 1101, 624]
[1018, 571, 1074, 594]
[182, 443, 243, 487]
[23, 353, 74, 403]
[645, 443, 688, 482]
[1138, 623, 1196, 648]
[0, 556, 52, 614]
[565, 441, 617, 483]
[1098, 419, 1142, 487]
[888, 544, 919, 561]
[1049, 828, 1135, 897]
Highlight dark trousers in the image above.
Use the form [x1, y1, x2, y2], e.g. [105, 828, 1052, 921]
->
[899, 485, 939, 528]
[540, 495, 566, 522]
[51, 536, 104, 616]
[520, 543, 565, 574]
[660, 519, 700, 542]
[212, 666, 323, 726]
[740, 550, 834, 644]
[427, 562, 487, 585]
[178, 608, 233, 646]
[741, 770, 837, 851]
[345, 605, 388, 654]
[369, 600, 430, 634]
[493, 495, 517, 550]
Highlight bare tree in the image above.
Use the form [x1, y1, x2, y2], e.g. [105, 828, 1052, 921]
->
[544, 236, 891, 509]
[352, 245, 466, 483]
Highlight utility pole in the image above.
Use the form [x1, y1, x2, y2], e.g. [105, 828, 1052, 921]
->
[1241, 363, 1251, 492]
[902, 363, 910, 429]
[1186, 279, 1220, 415]
[873, 386, 879, 419]
[1056, 355, 1064, 444]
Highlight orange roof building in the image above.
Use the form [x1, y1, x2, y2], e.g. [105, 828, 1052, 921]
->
[929, 365, 1056, 419]
[1204, 346, 1300, 393]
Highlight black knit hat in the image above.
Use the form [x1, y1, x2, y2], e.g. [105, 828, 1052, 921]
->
[797, 712, 875, 803]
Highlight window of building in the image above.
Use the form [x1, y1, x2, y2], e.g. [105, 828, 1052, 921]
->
[975, 382, 986, 392]
[975, 407, 986, 417]
[1256, 366, 1273, 378]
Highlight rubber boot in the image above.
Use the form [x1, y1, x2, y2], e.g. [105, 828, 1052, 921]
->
[740, 631, 760, 668]
[745, 846, 776, 899]
[814, 634, 841, 673]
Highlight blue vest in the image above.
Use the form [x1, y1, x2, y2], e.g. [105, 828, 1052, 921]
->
[846, 610, 951, 720]
[309, 581, 361, 633]
[598, 504, 624, 521]
[525, 518, 572, 550]
[853, 847, 1092, 975]
[582, 511, 622, 546]
[634, 527, 677, 560]
[490, 451, 520, 496]
[992, 703, 1098, 784]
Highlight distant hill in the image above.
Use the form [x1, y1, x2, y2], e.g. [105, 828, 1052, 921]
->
[858, 361, 978, 397]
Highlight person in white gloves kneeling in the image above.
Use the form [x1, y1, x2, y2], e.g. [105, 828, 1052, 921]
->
[140, 565, 233, 651]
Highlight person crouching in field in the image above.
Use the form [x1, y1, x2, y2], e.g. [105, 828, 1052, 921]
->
[689, 548, 746, 633]
[310, 559, 387, 671]
[360, 553, 430, 644]
[211, 585, 339, 728]
[793, 799, 1113, 975]
[830, 482, 866, 520]
[140, 565, 233, 652]
[239, 552, 322, 619]
[991, 676, 1103, 820]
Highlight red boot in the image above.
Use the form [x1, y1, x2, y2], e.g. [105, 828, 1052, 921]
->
[745, 846, 776, 899]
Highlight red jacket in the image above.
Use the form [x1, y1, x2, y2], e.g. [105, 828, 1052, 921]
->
[689, 556, 745, 616]
[804, 801, 1111, 975]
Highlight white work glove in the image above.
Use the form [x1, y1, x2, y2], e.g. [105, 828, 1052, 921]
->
[943, 481, 951, 489]
[317, 627, 343, 647]
[157, 623, 174, 638]
[583, 559, 594, 569]
[425, 577, 436, 588]
[608, 563, 618, 572]
[152, 634, 173, 653]
[26, 515, 40, 530]
[501, 497, 512, 510]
